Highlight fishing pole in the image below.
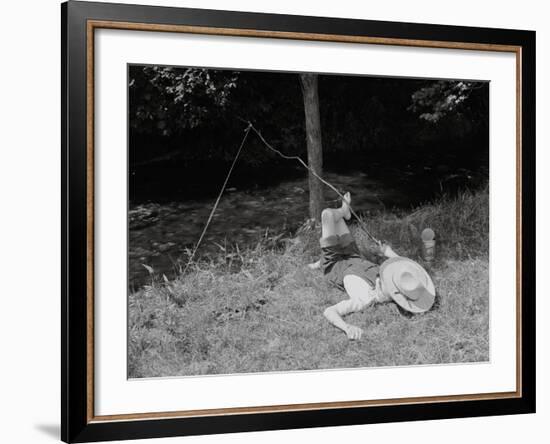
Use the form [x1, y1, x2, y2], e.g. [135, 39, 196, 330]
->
[244, 121, 381, 246]
[184, 121, 382, 272]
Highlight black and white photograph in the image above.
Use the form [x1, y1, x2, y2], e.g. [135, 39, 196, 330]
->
[0, 0, 544, 441]
[127, 65, 490, 378]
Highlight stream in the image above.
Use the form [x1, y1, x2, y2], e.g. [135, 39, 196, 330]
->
[128, 171, 413, 291]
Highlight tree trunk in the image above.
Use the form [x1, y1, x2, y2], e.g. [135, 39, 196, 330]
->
[299, 73, 324, 222]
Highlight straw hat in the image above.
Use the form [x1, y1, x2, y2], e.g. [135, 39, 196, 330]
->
[379, 257, 436, 313]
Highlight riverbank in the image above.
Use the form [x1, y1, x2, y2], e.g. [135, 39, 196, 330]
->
[129, 172, 412, 290]
[128, 185, 489, 378]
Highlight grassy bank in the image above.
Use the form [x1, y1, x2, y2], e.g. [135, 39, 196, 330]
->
[128, 186, 489, 378]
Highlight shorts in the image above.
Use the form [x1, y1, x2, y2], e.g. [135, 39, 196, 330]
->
[321, 234, 380, 291]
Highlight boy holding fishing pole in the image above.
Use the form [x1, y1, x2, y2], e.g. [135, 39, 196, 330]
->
[309, 192, 436, 340]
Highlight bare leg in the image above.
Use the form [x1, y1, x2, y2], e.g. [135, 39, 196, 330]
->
[320, 192, 352, 238]
[309, 192, 352, 270]
[334, 218, 350, 236]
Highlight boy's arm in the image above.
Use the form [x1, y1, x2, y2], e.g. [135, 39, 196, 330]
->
[323, 299, 366, 340]
[380, 243, 399, 258]
[360, 241, 398, 262]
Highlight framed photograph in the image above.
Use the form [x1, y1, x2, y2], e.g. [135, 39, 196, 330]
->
[61, 1, 535, 442]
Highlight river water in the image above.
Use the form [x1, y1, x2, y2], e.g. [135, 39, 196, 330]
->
[128, 171, 414, 291]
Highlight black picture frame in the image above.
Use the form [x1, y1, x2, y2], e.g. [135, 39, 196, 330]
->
[61, 1, 536, 442]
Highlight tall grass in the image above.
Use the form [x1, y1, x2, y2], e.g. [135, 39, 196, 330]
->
[352, 184, 489, 262]
[128, 185, 489, 378]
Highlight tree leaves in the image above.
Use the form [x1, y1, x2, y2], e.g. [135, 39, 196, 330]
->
[409, 81, 477, 123]
[129, 66, 239, 135]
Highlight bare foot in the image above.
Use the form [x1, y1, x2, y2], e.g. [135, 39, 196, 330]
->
[341, 192, 351, 220]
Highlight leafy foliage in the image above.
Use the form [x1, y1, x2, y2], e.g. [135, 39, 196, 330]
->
[129, 66, 238, 135]
[409, 80, 486, 123]
[128, 66, 489, 204]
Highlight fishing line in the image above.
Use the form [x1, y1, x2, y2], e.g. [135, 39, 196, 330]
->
[247, 122, 381, 245]
[181, 124, 252, 275]
[183, 121, 380, 273]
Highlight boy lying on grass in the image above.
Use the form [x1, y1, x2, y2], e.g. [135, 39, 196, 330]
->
[309, 192, 436, 340]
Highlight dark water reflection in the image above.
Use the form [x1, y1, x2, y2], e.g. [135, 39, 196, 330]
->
[128, 171, 414, 291]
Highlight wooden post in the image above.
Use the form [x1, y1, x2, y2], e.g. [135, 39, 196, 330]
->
[300, 73, 324, 222]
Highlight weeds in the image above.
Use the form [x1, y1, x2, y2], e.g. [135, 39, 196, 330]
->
[128, 186, 489, 378]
